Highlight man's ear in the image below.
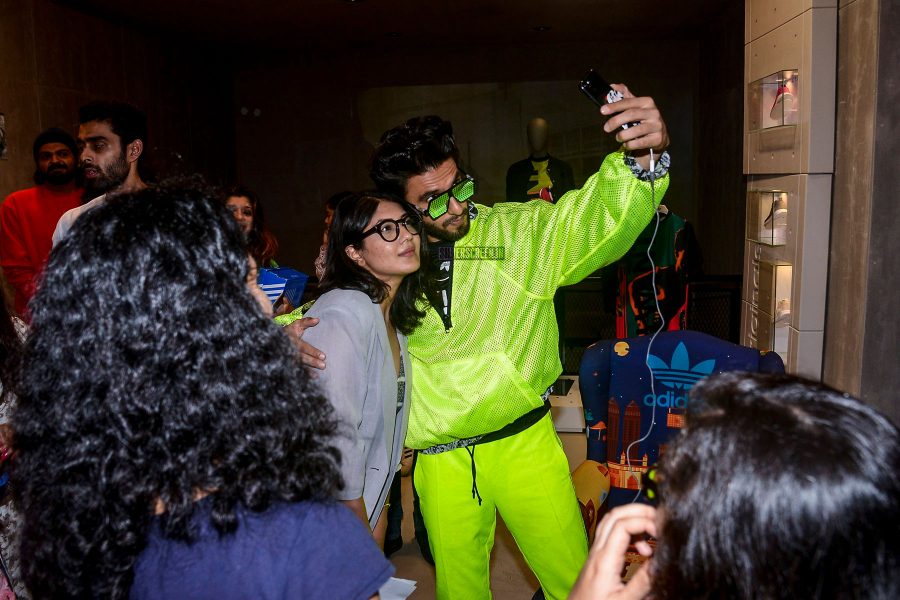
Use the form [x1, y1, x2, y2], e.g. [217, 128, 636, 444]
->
[345, 245, 365, 267]
[126, 139, 144, 163]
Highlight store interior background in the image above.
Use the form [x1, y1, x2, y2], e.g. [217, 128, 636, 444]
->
[0, 0, 896, 424]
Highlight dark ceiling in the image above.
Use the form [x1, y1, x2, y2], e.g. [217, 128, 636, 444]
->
[63, 0, 730, 53]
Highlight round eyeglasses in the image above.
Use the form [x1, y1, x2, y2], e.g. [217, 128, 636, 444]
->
[359, 215, 422, 242]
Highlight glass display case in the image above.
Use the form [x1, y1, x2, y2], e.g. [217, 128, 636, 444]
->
[747, 190, 788, 246]
[748, 70, 799, 131]
[756, 261, 792, 355]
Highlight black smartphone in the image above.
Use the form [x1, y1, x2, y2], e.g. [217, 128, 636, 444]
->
[579, 69, 637, 129]
[579, 69, 622, 107]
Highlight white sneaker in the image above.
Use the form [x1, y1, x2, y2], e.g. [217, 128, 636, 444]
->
[759, 197, 787, 245]
[774, 298, 791, 327]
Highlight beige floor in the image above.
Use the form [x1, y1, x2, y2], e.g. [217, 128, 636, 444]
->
[390, 432, 587, 599]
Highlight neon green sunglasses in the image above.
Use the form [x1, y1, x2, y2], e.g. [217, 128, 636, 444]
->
[424, 175, 476, 220]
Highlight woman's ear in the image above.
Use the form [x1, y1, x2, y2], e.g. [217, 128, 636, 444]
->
[345, 245, 365, 268]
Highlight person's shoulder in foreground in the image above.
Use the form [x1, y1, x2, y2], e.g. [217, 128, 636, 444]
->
[131, 498, 393, 600]
[51, 193, 106, 246]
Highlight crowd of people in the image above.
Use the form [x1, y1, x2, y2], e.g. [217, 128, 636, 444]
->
[0, 88, 896, 600]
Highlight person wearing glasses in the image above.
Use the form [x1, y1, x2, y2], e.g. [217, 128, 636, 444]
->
[569, 372, 900, 600]
[361, 86, 671, 599]
[301, 191, 434, 547]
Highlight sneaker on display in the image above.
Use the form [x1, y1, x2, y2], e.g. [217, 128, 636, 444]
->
[775, 298, 791, 327]
[759, 197, 787, 245]
[769, 85, 796, 122]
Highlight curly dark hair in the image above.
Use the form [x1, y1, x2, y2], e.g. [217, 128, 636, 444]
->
[369, 115, 460, 198]
[12, 180, 343, 599]
[0, 283, 21, 402]
[652, 372, 900, 600]
[222, 184, 279, 267]
[321, 190, 435, 336]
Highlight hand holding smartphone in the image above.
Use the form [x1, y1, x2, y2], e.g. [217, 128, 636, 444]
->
[580, 69, 638, 129]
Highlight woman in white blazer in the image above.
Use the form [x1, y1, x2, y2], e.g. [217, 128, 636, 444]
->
[303, 191, 433, 546]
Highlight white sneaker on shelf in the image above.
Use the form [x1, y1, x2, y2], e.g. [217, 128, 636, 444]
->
[759, 197, 787, 245]
[774, 298, 791, 327]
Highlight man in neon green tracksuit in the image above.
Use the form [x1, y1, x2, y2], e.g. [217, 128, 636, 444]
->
[369, 86, 670, 599]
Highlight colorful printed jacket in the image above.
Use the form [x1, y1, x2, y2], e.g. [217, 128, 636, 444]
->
[406, 151, 669, 449]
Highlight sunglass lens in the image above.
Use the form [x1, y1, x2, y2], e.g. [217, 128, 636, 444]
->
[453, 178, 475, 202]
[428, 192, 450, 220]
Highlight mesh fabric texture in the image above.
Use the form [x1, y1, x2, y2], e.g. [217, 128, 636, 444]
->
[406, 151, 669, 448]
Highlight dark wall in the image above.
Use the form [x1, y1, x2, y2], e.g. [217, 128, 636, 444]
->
[234, 38, 708, 274]
[696, 1, 746, 276]
[0, 0, 234, 198]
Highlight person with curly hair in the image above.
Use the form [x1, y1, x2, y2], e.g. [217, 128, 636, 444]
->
[301, 191, 433, 547]
[569, 372, 900, 600]
[12, 182, 394, 599]
[223, 184, 279, 267]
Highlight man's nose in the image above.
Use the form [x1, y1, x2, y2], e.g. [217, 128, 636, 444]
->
[447, 196, 465, 215]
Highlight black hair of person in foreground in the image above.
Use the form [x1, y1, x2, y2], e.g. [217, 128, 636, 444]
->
[11, 181, 357, 598]
[570, 371, 900, 600]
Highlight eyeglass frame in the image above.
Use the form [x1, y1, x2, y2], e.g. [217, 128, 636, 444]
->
[422, 174, 476, 220]
[358, 214, 422, 243]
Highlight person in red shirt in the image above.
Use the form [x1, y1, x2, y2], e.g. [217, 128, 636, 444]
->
[0, 128, 82, 319]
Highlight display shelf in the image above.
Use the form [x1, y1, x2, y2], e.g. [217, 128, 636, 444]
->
[742, 1, 836, 381]
[747, 190, 789, 246]
[745, 261, 792, 355]
[748, 70, 800, 131]
[743, 8, 836, 175]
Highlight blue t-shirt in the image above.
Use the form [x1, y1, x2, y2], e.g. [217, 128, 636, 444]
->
[130, 499, 393, 599]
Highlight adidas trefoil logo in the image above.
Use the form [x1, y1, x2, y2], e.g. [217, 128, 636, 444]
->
[647, 342, 715, 390]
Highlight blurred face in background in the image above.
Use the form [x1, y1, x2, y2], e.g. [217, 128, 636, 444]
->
[226, 195, 254, 234]
[37, 142, 77, 185]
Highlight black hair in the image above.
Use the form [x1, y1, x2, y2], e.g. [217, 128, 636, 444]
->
[12, 179, 343, 599]
[0, 276, 21, 402]
[222, 184, 279, 267]
[32, 127, 78, 185]
[321, 191, 435, 336]
[652, 371, 900, 600]
[369, 115, 460, 198]
[78, 100, 148, 152]
[326, 190, 354, 212]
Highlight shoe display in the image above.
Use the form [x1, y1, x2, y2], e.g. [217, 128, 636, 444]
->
[759, 195, 787, 245]
[775, 298, 791, 327]
[769, 84, 796, 122]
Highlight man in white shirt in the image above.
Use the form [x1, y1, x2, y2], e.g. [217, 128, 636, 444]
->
[52, 101, 147, 245]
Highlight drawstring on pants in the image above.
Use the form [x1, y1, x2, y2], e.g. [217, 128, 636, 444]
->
[465, 445, 483, 505]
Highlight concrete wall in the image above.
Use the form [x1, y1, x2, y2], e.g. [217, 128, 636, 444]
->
[824, 0, 899, 424]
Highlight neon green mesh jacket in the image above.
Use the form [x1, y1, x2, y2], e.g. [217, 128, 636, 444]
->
[405, 151, 668, 449]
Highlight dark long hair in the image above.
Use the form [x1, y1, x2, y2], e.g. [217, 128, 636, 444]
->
[0, 277, 21, 401]
[652, 372, 900, 600]
[223, 184, 279, 266]
[12, 180, 342, 599]
[321, 191, 434, 335]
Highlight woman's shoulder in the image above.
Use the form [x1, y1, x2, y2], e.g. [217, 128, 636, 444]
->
[306, 288, 379, 317]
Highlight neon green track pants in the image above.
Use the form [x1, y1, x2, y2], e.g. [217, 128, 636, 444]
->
[414, 413, 588, 599]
